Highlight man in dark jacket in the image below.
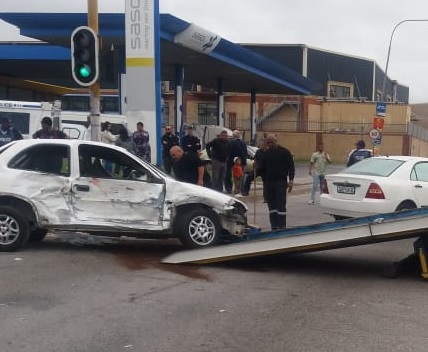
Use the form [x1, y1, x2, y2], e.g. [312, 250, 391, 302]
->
[206, 130, 230, 192]
[225, 130, 247, 194]
[181, 125, 201, 153]
[258, 134, 295, 230]
[161, 125, 179, 175]
[170, 146, 205, 186]
[346, 140, 372, 167]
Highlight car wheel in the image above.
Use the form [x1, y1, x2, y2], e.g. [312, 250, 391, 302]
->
[0, 206, 30, 252]
[178, 209, 221, 248]
[395, 201, 416, 212]
[29, 229, 48, 242]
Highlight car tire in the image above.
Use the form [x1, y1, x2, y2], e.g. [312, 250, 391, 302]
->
[178, 208, 221, 248]
[0, 206, 30, 252]
[395, 201, 416, 212]
[29, 229, 48, 242]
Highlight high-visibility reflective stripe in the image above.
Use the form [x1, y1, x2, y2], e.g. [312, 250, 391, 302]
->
[126, 58, 155, 67]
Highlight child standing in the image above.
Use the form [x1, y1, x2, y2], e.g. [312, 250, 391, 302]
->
[232, 156, 244, 195]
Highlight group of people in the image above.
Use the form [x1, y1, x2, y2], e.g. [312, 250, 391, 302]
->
[0, 114, 374, 231]
[100, 121, 151, 163]
[0, 115, 68, 148]
[205, 129, 247, 194]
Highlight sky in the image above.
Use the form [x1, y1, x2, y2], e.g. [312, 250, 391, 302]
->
[1, 0, 428, 103]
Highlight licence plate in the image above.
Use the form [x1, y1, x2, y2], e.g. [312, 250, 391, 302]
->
[337, 185, 355, 194]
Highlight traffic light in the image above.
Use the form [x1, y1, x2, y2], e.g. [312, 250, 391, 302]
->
[71, 26, 99, 87]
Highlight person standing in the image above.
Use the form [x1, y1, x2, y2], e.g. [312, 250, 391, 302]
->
[0, 117, 23, 147]
[115, 126, 137, 154]
[232, 156, 244, 195]
[225, 130, 247, 194]
[258, 134, 295, 230]
[161, 125, 179, 174]
[206, 130, 230, 192]
[100, 121, 116, 144]
[308, 142, 331, 204]
[346, 140, 372, 167]
[33, 116, 68, 139]
[181, 125, 201, 153]
[169, 145, 205, 186]
[99, 121, 117, 173]
[133, 122, 151, 163]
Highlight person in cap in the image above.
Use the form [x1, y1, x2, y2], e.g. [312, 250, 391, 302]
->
[0, 117, 23, 147]
[205, 130, 230, 192]
[346, 139, 372, 167]
[32, 116, 68, 139]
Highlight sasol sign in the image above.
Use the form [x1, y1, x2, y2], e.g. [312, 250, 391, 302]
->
[174, 24, 221, 54]
[125, 0, 154, 59]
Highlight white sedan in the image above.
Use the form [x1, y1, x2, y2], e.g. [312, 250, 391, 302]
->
[0, 139, 248, 251]
[320, 156, 428, 219]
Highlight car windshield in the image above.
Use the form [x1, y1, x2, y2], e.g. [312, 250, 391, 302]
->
[343, 157, 405, 177]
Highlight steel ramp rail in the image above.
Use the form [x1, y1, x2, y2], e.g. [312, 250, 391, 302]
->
[162, 208, 428, 264]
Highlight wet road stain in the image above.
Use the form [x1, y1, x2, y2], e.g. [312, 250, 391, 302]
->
[46, 232, 211, 281]
[112, 248, 211, 281]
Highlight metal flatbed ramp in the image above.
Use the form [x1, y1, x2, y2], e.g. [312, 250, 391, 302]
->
[163, 208, 428, 264]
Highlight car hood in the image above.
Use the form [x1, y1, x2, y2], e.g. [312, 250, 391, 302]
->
[164, 178, 248, 211]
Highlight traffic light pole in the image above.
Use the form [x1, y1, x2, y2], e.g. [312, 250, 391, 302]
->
[88, 0, 101, 142]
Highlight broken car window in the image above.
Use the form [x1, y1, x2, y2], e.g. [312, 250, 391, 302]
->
[8, 144, 70, 176]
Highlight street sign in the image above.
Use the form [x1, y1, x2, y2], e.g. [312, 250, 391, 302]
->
[373, 116, 385, 131]
[376, 102, 386, 117]
[369, 128, 380, 140]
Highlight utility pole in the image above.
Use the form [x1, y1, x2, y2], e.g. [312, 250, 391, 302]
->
[88, 0, 101, 141]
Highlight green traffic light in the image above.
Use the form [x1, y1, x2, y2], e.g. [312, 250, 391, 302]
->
[78, 65, 91, 78]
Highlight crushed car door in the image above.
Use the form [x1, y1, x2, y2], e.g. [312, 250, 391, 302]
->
[7, 143, 72, 225]
[71, 144, 165, 231]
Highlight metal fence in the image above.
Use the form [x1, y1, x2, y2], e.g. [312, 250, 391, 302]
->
[178, 118, 428, 142]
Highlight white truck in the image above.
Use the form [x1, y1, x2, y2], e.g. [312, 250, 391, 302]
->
[0, 100, 128, 140]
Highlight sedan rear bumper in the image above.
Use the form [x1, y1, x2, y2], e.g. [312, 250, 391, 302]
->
[320, 196, 397, 218]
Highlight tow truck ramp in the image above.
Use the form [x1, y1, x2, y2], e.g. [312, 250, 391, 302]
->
[162, 208, 428, 269]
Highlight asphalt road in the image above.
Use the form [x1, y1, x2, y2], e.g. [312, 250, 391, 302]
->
[1, 165, 427, 352]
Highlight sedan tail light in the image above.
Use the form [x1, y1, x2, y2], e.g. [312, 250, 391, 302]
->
[365, 183, 385, 199]
[322, 179, 329, 194]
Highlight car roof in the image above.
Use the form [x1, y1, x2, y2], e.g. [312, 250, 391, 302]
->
[374, 155, 428, 162]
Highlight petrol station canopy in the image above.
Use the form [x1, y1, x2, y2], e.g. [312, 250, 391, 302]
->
[0, 12, 321, 95]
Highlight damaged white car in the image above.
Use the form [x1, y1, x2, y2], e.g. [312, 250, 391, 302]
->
[0, 139, 248, 251]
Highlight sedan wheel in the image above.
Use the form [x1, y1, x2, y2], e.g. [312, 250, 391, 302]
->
[395, 201, 416, 212]
[0, 206, 30, 251]
[179, 209, 221, 248]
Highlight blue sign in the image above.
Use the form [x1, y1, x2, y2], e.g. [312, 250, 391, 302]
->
[376, 102, 386, 117]
[372, 133, 382, 146]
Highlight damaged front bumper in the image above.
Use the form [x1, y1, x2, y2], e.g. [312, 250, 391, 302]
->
[218, 199, 248, 237]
